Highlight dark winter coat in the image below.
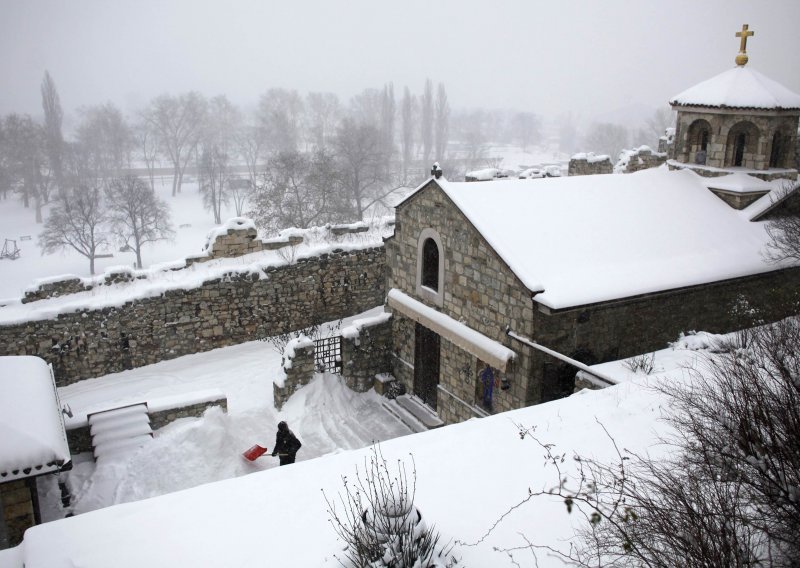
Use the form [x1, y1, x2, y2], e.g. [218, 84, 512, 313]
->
[272, 428, 302, 465]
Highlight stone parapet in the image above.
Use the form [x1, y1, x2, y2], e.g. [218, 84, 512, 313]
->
[614, 146, 667, 174]
[568, 153, 612, 176]
[22, 277, 88, 304]
[0, 247, 387, 386]
[341, 316, 393, 392]
[273, 338, 315, 410]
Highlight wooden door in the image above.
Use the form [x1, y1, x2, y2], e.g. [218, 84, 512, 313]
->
[414, 323, 440, 409]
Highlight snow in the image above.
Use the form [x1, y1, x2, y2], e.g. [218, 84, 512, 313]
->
[387, 289, 515, 371]
[1, 338, 716, 567]
[465, 167, 498, 181]
[0, 356, 70, 481]
[702, 171, 777, 194]
[571, 152, 610, 163]
[433, 167, 794, 309]
[340, 311, 392, 340]
[670, 65, 800, 110]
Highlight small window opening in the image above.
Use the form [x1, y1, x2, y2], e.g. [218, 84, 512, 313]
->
[421, 238, 439, 291]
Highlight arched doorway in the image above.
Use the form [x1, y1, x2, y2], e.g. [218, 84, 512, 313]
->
[725, 121, 759, 168]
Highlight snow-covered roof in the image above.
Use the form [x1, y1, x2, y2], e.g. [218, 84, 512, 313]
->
[702, 172, 776, 194]
[427, 167, 793, 310]
[0, 356, 70, 482]
[669, 66, 800, 110]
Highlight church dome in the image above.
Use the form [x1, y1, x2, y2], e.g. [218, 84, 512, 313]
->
[670, 66, 800, 111]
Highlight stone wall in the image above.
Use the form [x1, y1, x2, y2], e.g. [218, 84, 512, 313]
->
[22, 268, 143, 304]
[532, 267, 800, 398]
[386, 181, 537, 425]
[0, 478, 35, 549]
[66, 396, 229, 454]
[186, 224, 304, 267]
[614, 146, 667, 174]
[568, 153, 613, 176]
[148, 397, 228, 431]
[273, 338, 315, 410]
[341, 318, 393, 392]
[0, 247, 386, 386]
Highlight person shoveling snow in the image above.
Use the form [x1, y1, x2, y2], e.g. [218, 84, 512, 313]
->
[271, 421, 302, 466]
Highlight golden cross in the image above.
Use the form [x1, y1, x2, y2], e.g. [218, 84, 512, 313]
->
[735, 24, 754, 65]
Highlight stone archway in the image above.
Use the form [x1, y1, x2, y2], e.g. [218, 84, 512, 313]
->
[685, 118, 712, 164]
[725, 121, 760, 167]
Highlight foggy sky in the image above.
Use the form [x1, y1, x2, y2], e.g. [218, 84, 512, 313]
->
[2, 0, 799, 124]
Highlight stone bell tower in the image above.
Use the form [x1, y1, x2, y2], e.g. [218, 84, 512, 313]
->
[667, 24, 800, 189]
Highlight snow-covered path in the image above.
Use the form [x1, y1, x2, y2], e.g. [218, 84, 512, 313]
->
[42, 313, 414, 519]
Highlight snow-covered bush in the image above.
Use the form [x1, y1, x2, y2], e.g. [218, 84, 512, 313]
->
[324, 446, 459, 567]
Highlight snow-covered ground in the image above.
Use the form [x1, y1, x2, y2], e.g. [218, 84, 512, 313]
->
[32, 307, 412, 519]
[0, 329, 724, 567]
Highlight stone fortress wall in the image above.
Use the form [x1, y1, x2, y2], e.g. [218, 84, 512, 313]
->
[0, 224, 387, 387]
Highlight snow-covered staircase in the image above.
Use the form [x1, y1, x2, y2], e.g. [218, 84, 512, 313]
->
[382, 394, 444, 433]
[88, 403, 153, 462]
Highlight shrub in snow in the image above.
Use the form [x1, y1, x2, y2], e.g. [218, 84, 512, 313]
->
[324, 446, 459, 567]
[622, 352, 655, 375]
[482, 318, 800, 567]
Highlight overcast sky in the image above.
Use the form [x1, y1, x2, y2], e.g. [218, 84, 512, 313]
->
[2, 0, 799, 124]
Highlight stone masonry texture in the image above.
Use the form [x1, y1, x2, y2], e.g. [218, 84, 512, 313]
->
[0, 247, 386, 386]
[388, 180, 800, 425]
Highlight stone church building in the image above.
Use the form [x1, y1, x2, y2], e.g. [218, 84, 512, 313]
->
[384, 26, 800, 425]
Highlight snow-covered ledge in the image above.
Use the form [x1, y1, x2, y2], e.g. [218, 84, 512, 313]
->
[386, 289, 515, 372]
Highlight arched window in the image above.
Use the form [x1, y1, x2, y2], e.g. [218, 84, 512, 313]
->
[421, 238, 439, 291]
[416, 228, 444, 306]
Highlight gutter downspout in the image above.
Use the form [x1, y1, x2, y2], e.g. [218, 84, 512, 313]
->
[505, 327, 617, 387]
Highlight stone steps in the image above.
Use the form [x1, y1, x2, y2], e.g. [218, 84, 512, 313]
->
[382, 394, 444, 433]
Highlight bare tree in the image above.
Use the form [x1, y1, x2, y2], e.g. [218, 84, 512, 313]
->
[645, 106, 676, 146]
[400, 86, 416, 183]
[334, 118, 395, 221]
[40, 171, 108, 275]
[197, 96, 240, 224]
[583, 122, 630, 160]
[380, 83, 396, 168]
[143, 92, 206, 196]
[305, 92, 341, 149]
[75, 103, 133, 185]
[474, 319, 800, 567]
[513, 111, 540, 152]
[3, 114, 48, 222]
[41, 70, 64, 196]
[250, 149, 344, 234]
[105, 175, 173, 268]
[258, 88, 304, 153]
[134, 118, 160, 190]
[235, 123, 266, 191]
[433, 83, 449, 162]
[420, 79, 434, 165]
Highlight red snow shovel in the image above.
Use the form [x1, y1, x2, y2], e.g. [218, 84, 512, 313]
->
[242, 444, 268, 461]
